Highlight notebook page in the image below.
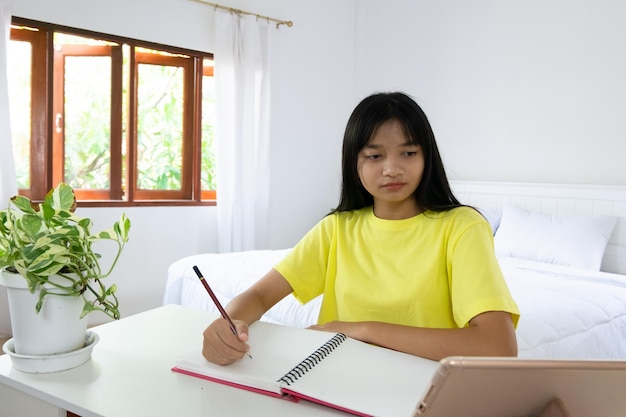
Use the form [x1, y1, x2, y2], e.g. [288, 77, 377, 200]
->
[283, 337, 439, 417]
[174, 322, 345, 395]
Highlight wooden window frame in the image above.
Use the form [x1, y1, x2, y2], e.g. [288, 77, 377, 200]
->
[10, 24, 49, 200]
[53, 43, 124, 201]
[130, 50, 197, 201]
[9, 17, 216, 207]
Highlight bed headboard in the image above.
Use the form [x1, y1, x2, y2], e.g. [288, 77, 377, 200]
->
[450, 181, 626, 275]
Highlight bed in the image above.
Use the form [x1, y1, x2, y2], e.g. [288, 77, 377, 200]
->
[164, 181, 626, 359]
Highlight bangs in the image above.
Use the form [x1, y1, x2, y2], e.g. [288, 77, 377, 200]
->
[363, 116, 422, 149]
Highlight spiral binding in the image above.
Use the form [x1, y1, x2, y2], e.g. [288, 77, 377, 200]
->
[277, 333, 347, 386]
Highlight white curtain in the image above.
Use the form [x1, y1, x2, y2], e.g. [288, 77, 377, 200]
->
[0, 0, 16, 206]
[214, 10, 271, 253]
[0, 0, 13, 339]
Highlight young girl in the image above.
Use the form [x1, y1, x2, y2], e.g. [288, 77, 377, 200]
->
[202, 92, 519, 365]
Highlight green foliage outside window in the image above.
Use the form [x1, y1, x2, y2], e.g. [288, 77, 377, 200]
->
[137, 63, 184, 190]
[64, 56, 112, 189]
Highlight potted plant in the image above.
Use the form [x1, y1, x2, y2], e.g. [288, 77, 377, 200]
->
[0, 183, 131, 362]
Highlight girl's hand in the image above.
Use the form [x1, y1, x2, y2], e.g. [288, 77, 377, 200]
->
[202, 318, 251, 365]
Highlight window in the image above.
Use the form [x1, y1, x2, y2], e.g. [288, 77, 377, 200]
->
[8, 18, 216, 206]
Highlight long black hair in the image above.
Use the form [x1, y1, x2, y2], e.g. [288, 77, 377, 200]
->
[331, 92, 460, 214]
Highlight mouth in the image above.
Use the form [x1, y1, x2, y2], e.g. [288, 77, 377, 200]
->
[382, 182, 405, 191]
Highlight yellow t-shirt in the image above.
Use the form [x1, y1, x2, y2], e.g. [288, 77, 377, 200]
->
[275, 206, 519, 328]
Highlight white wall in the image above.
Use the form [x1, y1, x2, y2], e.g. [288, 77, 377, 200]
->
[5, 0, 626, 332]
[354, 0, 626, 185]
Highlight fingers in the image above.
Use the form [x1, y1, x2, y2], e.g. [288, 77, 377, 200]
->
[233, 322, 249, 342]
[202, 318, 250, 365]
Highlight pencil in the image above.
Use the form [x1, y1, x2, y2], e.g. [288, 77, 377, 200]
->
[192, 265, 252, 359]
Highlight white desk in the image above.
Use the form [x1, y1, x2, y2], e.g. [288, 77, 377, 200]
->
[0, 305, 348, 417]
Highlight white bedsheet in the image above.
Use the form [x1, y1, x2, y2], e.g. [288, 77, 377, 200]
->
[499, 257, 626, 358]
[164, 250, 626, 359]
[163, 249, 321, 328]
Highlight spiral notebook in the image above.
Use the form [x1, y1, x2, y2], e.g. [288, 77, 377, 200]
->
[172, 321, 439, 417]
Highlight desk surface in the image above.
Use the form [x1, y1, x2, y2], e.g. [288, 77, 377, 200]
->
[0, 305, 348, 417]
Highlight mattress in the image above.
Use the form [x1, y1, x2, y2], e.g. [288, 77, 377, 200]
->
[164, 250, 626, 359]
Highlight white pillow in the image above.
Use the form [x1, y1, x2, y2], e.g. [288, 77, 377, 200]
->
[494, 206, 617, 271]
[476, 206, 502, 235]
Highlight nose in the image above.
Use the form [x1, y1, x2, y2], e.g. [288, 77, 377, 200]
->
[382, 158, 403, 177]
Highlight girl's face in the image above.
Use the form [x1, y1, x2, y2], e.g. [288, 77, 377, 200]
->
[357, 119, 425, 220]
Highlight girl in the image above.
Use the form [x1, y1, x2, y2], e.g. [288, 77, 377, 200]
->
[202, 92, 519, 364]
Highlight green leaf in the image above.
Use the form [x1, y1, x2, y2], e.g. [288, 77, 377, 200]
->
[46, 183, 77, 212]
[20, 214, 44, 240]
[10, 195, 37, 214]
[41, 201, 55, 223]
[119, 214, 131, 241]
[78, 217, 92, 229]
[23, 270, 43, 293]
[105, 283, 117, 295]
[35, 289, 46, 313]
[80, 300, 96, 318]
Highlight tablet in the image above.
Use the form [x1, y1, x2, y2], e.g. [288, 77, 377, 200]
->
[412, 356, 626, 417]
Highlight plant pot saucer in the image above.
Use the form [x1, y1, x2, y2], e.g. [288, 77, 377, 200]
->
[2, 330, 99, 373]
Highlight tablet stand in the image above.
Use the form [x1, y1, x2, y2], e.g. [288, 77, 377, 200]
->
[539, 398, 571, 417]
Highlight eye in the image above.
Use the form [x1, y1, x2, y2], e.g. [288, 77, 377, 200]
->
[402, 146, 421, 157]
[365, 154, 382, 160]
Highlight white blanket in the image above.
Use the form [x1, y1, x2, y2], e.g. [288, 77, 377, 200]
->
[164, 250, 626, 359]
[499, 257, 626, 358]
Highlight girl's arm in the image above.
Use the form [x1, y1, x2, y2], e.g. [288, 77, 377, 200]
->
[202, 269, 293, 364]
[308, 311, 517, 361]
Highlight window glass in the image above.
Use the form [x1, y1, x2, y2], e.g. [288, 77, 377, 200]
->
[201, 58, 216, 192]
[63, 55, 112, 189]
[7, 40, 31, 189]
[136, 62, 184, 190]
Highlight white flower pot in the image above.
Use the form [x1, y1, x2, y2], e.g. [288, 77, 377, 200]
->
[0, 269, 88, 356]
